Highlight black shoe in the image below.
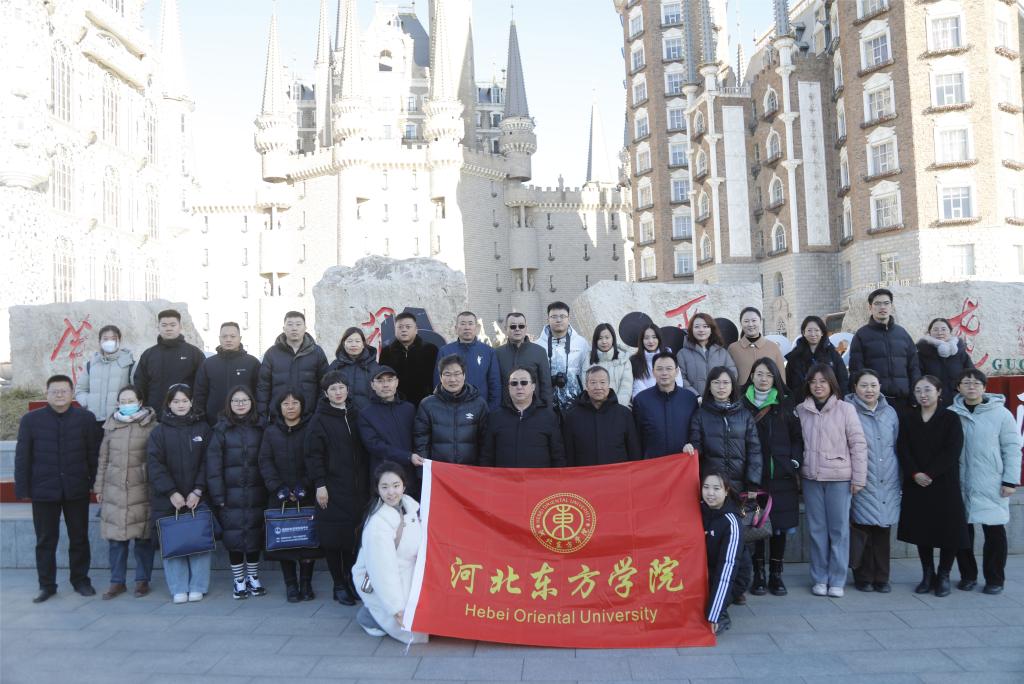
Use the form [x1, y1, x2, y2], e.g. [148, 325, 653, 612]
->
[768, 559, 787, 596]
[732, 592, 746, 605]
[873, 582, 892, 594]
[854, 581, 873, 592]
[750, 559, 767, 596]
[934, 572, 951, 597]
[982, 584, 1004, 595]
[915, 566, 935, 594]
[333, 584, 356, 606]
[32, 588, 56, 603]
[957, 579, 977, 591]
[345, 574, 362, 604]
[714, 610, 731, 635]
[74, 583, 96, 597]
[285, 583, 301, 603]
[299, 564, 316, 602]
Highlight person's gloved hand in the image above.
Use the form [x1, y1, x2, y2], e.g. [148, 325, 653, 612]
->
[276, 486, 290, 501]
[293, 485, 307, 500]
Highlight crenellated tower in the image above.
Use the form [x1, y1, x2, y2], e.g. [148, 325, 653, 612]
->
[499, 20, 536, 183]
[254, 12, 297, 183]
[331, 0, 370, 143]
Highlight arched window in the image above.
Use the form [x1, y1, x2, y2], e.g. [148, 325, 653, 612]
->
[764, 88, 778, 114]
[102, 72, 119, 146]
[51, 42, 72, 122]
[103, 251, 120, 300]
[103, 167, 120, 228]
[640, 247, 656, 279]
[146, 185, 159, 238]
[698, 191, 710, 217]
[700, 233, 712, 261]
[772, 223, 787, 252]
[51, 146, 72, 212]
[770, 177, 784, 204]
[145, 259, 160, 300]
[695, 149, 707, 175]
[773, 271, 785, 296]
[694, 111, 705, 134]
[767, 131, 781, 158]
[53, 237, 74, 302]
[378, 50, 393, 71]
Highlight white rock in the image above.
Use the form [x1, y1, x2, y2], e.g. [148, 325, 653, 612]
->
[8, 299, 204, 390]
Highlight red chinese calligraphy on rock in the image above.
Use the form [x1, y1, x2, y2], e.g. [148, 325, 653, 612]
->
[947, 297, 989, 367]
[665, 295, 708, 329]
[359, 307, 396, 354]
[50, 316, 93, 385]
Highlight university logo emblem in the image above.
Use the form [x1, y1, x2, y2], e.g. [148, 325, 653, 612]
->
[530, 492, 596, 554]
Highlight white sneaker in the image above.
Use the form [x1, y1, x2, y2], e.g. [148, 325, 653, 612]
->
[187, 591, 203, 602]
[172, 593, 188, 604]
[811, 583, 827, 596]
[827, 586, 844, 598]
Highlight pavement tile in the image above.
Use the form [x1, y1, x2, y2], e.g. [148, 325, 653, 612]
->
[89, 614, 184, 632]
[374, 636, 477, 657]
[252, 616, 350, 636]
[2, 665, 148, 684]
[868, 626, 985, 650]
[678, 632, 781, 655]
[175, 615, 263, 633]
[311, 655, 422, 679]
[574, 646, 677, 658]
[98, 629, 203, 651]
[732, 652, 852, 677]
[725, 613, 814, 633]
[523, 655, 631, 680]
[3, 610, 102, 630]
[474, 642, 574, 657]
[837, 649, 961, 674]
[0, 627, 117, 650]
[891, 608, 1002, 628]
[629, 654, 739, 679]
[147, 675, 251, 684]
[804, 611, 908, 630]
[801, 675, 922, 684]
[191, 632, 292, 653]
[417, 656, 524, 680]
[943, 647, 1024, 672]
[985, 607, 1024, 626]
[920, 674, 1024, 684]
[208, 652, 319, 677]
[964, 624, 1024, 647]
[279, 634, 380, 656]
[769, 629, 882, 652]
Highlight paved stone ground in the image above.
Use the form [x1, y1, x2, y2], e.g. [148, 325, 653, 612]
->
[1, 557, 1022, 683]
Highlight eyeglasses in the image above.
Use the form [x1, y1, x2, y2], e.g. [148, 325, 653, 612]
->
[507, 324, 526, 330]
[508, 380, 531, 387]
[230, 398, 252, 404]
[441, 371, 464, 379]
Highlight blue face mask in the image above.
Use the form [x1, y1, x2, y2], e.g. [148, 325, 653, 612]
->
[118, 403, 141, 416]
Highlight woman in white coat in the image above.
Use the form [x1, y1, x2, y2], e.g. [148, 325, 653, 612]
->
[352, 462, 429, 644]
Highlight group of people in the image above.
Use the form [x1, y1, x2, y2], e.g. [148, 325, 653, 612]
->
[13, 290, 1021, 643]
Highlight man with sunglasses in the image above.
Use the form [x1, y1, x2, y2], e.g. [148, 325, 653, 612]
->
[494, 313, 552, 409]
[480, 368, 565, 468]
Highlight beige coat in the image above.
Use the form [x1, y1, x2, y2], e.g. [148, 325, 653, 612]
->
[727, 337, 786, 386]
[95, 409, 157, 540]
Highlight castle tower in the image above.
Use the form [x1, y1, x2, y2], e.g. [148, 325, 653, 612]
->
[585, 99, 614, 184]
[158, 0, 197, 237]
[772, 0, 801, 254]
[332, 0, 370, 143]
[255, 12, 297, 182]
[314, 0, 331, 147]
[499, 20, 536, 182]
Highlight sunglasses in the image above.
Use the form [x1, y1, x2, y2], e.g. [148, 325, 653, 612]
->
[508, 380, 532, 387]
[508, 324, 526, 330]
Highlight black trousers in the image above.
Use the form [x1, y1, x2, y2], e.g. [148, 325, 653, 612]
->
[31, 498, 91, 591]
[957, 524, 1008, 586]
[852, 523, 891, 585]
[324, 548, 356, 587]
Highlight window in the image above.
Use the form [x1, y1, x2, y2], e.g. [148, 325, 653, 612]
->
[770, 178, 784, 204]
[698, 192, 710, 218]
[636, 148, 651, 172]
[999, 74, 1016, 103]
[934, 73, 965, 106]
[639, 216, 654, 243]
[767, 131, 781, 159]
[408, 95, 419, 112]
[694, 111, 705, 134]
[404, 123, 418, 139]
[639, 249, 657, 279]
[51, 147, 72, 212]
[53, 237, 74, 303]
[700, 234, 712, 261]
[930, 16, 962, 51]
[862, 32, 890, 68]
[674, 247, 693, 275]
[632, 78, 647, 104]
[860, 0, 886, 17]
[873, 192, 900, 228]
[866, 85, 893, 121]
[669, 142, 686, 166]
[672, 210, 692, 239]
[869, 139, 896, 175]
[51, 42, 71, 122]
[146, 186, 158, 238]
[671, 178, 689, 202]
[771, 224, 786, 252]
[1004, 129, 1019, 159]
[103, 251, 120, 301]
[662, 2, 681, 25]
[773, 272, 784, 297]
[937, 128, 969, 163]
[635, 113, 649, 139]
[949, 244, 975, 277]
[491, 112, 502, 127]
[629, 10, 644, 38]
[842, 204, 853, 239]
[764, 89, 778, 115]
[144, 259, 160, 300]
[631, 45, 645, 72]
[637, 181, 653, 207]
[664, 37, 682, 60]
[105, 0, 125, 15]
[840, 154, 850, 187]
[102, 72, 120, 146]
[666, 72, 684, 95]
[695, 150, 707, 175]
[837, 104, 847, 139]
[833, 55, 843, 88]
[103, 167, 120, 228]
[995, 19, 1010, 49]
[879, 252, 899, 282]
[941, 186, 972, 219]
[668, 107, 686, 131]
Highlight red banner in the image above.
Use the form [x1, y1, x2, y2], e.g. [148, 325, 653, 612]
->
[404, 454, 714, 649]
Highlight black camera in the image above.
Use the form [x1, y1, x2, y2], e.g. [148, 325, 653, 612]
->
[552, 372, 568, 389]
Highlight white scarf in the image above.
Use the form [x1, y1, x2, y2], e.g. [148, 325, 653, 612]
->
[921, 335, 959, 358]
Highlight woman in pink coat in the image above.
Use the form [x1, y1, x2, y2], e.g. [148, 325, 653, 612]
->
[796, 364, 868, 598]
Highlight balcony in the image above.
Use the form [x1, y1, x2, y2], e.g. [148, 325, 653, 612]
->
[718, 86, 751, 98]
[995, 45, 1020, 60]
[999, 102, 1023, 114]
[630, 60, 646, 75]
[671, 230, 693, 241]
[933, 216, 981, 227]
[853, 1, 889, 26]
[924, 101, 973, 114]
[834, 133, 847, 149]
[840, 232, 854, 246]
[863, 168, 901, 183]
[1003, 159, 1024, 171]
[868, 221, 903, 235]
[750, 163, 761, 177]
[922, 43, 971, 59]
[1007, 216, 1024, 226]
[753, 203, 764, 218]
[696, 212, 710, 224]
[930, 158, 978, 171]
[668, 160, 688, 170]
[860, 112, 897, 130]
[767, 246, 788, 257]
[858, 58, 895, 78]
[698, 255, 713, 266]
[673, 270, 694, 278]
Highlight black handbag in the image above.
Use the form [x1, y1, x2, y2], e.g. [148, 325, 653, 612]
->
[156, 505, 216, 559]
[739, 492, 773, 544]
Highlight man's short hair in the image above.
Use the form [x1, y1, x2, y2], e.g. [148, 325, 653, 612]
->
[46, 374, 73, 390]
[651, 351, 677, 367]
[505, 311, 527, 324]
[395, 312, 417, 324]
[585, 365, 610, 381]
[284, 310, 306, 322]
[157, 309, 181, 322]
[508, 366, 536, 384]
[868, 288, 893, 304]
[438, 354, 466, 374]
[220, 321, 240, 332]
[547, 301, 570, 314]
[956, 367, 987, 387]
[97, 324, 121, 340]
[456, 311, 476, 321]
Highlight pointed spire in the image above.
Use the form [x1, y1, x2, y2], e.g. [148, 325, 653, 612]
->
[159, 0, 190, 101]
[699, 0, 717, 66]
[260, 11, 286, 116]
[681, 0, 698, 84]
[334, 0, 345, 52]
[430, 0, 455, 100]
[586, 99, 614, 183]
[773, 0, 792, 38]
[315, 0, 330, 65]
[736, 42, 744, 83]
[503, 20, 529, 118]
[337, 0, 361, 100]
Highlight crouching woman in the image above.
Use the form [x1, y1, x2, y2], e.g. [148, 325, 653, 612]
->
[701, 470, 744, 636]
[352, 462, 428, 645]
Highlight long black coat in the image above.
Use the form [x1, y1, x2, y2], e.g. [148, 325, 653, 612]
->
[133, 335, 205, 410]
[379, 336, 439, 406]
[413, 384, 489, 465]
[15, 405, 100, 501]
[848, 318, 921, 402]
[896, 408, 969, 549]
[742, 397, 804, 530]
[327, 346, 381, 411]
[356, 394, 417, 483]
[146, 412, 210, 522]
[480, 400, 566, 468]
[916, 339, 974, 408]
[206, 417, 267, 553]
[258, 415, 320, 560]
[562, 391, 641, 466]
[784, 338, 849, 404]
[689, 401, 764, 492]
[304, 403, 370, 551]
[256, 333, 329, 419]
[193, 346, 261, 426]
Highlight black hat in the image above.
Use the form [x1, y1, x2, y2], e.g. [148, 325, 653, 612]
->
[372, 366, 398, 380]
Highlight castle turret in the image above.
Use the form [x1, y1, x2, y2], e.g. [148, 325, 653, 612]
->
[585, 99, 614, 184]
[499, 20, 536, 182]
[314, 0, 331, 147]
[159, 0, 197, 213]
[254, 12, 296, 183]
[698, 0, 719, 90]
[332, 0, 370, 143]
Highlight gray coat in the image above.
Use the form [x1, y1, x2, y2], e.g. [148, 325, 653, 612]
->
[847, 394, 901, 527]
[676, 339, 736, 397]
[950, 393, 1022, 525]
[75, 349, 135, 421]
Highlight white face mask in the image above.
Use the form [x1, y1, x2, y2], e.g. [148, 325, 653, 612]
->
[100, 340, 118, 354]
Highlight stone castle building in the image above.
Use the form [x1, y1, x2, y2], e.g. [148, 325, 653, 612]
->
[616, 0, 1024, 336]
[192, 0, 632, 351]
[0, 0, 197, 362]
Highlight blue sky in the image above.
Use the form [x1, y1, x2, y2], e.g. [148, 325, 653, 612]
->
[146, 1, 772, 195]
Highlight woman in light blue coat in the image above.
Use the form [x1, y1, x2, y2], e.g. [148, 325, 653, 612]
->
[846, 369, 901, 593]
[75, 324, 136, 422]
[950, 368, 1021, 595]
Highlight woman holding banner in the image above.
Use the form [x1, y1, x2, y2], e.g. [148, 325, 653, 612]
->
[352, 461, 428, 644]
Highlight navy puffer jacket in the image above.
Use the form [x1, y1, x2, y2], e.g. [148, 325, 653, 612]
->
[15, 405, 100, 501]
[847, 318, 921, 402]
[206, 417, 267, 553]
[256, 334, 329, 419]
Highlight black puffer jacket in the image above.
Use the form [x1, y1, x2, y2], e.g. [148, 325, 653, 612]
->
[134, 335, 205, 410]
[259, 415, 313, 507]
[206, 416, 266, 553]
[304, 403, 370, 551]
[689, 401, 763, 491]
[193, 346, 261, 426]
[742, 396, 804, 529]
[785, 337, 849, 404]
[848, 318, 921, 402]
[379, 336, 439, 406]
[15, 405, 100, 501]
[413, 384, 489, 465]
[916, 338, 974, 408]
[480, 399, 565, 468]
[562, 391, 641, 466]
[256, 333, 329, 419]
[147, 412, 210, 521]
[356, 394, 417, 482]
[326, 346, 381, 411]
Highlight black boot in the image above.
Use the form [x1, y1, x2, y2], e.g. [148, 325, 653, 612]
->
[768, 559, 787, 596]
[281, 562, 300, 603]
[934, 570, 951, 597]
[345, 572, 362, 604]
[915, 562, 935, 594]
[750, 558, 767, 596]
[299, 562, 316, 602]
[333, 582, 356, 605]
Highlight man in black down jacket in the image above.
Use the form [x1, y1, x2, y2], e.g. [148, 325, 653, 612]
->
[379, 313, 439, 407]
[356, 366, 420, 496]
[494, 313, 553, 409]
[134, 309, 205, 411]
[563, 366, 641, 466]
[413, 355, 488, 466]
[847, 289, 921, 404]
[194, 322, 261, 426]
[480, 367, 565, 468]
[256, 311, 329, 421]
[15, 375, 101, 602]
